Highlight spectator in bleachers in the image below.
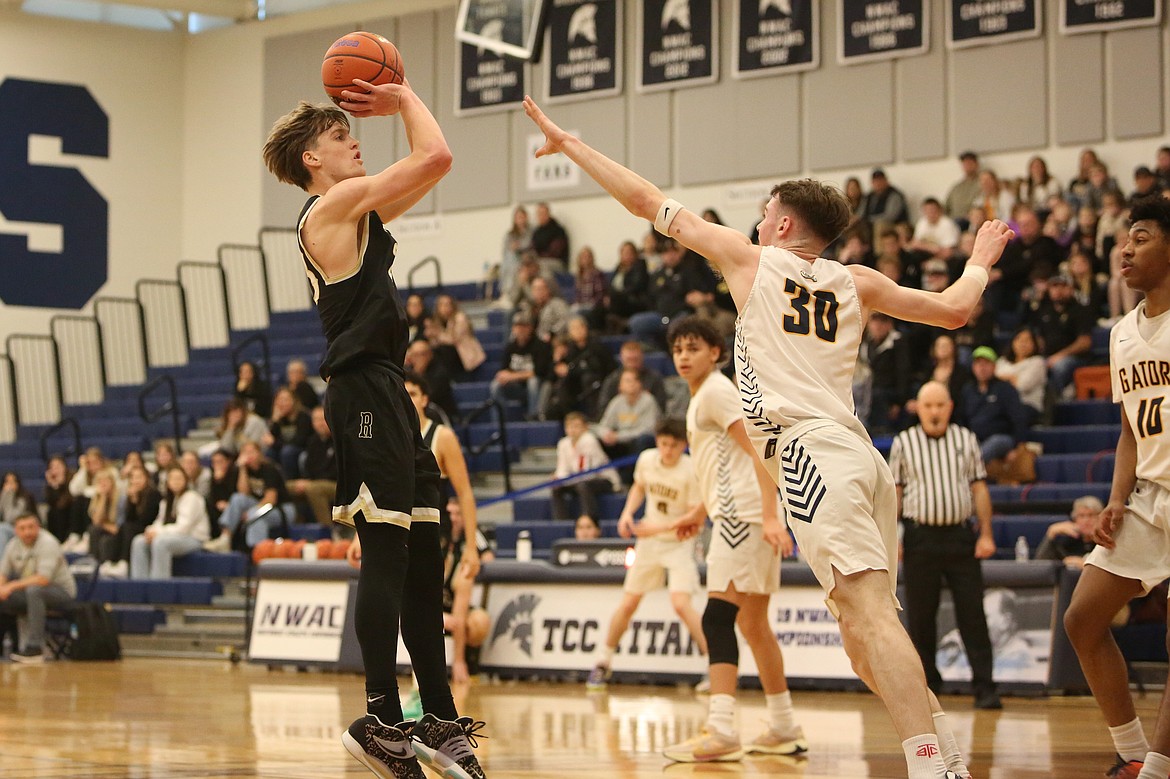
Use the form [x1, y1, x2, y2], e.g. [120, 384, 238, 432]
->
[1013, 206, 1065, 283]
[203, 440, 292, 552]
[908, 197, 960, 261]
[1027, 272, 1095, 397]
[1066, 148, 1103, 208]
[502, 253, 549, 313]
[180, 451, 211, 499]
[42, 456, 74, 544]
[600, 240, 650, 334]
[575, 513, 602, 540]
[491, 312, 552, 421]
[859, 312, 911, 433]
[953, 295, 996, 366]
[1082, 162, 1122, 212]
[525, 276, 571, 342]
[404, 294, 430, 343]
[1098, 191, 1128, 261]
[907, 334, 972, 419]
[233, 360, 272, 419]
[440, 497, 494, 684]
[995, 327, 1047, 425]
[83, 468, 121, 564]
[1108, 220, 1142, 323]
[130, 466, 210, 580]
[598, 340, 668, 414]
[1069, 205, 1100, 259]
[835, 225, 876, 266]
[550, 412, 620, 522]
[958, 346, 1031, 465]
[211, 399, 268, 457]
[1036, 496, 1101, 567]
[543, 316, 616, 421]
[206, 449, 236, 532]
[430, 294, 485, 377]
[1067, 244, 1108, 317]
[404, 340, 458, 424]
[119, 450, 148, 483]
[531, 202, 570, 271]
[1021, 155, 1062, 212]
[284, 358, 320, 411]
[642, 228, 666, 271]
[0, 472, 36, 556]
[945, 151, 982, 221]
[0, 513, 76, 664]
[98, 464, 160, 579]
[974, 169, 1015, 223]
[628, 238, 702, 347]
[152, 442, 177, 491]
[595, 369, 660, 471]
[1131, 166, 1160, 203]
[859, 168, 909, 233]
[1042, 199, 1077, 249]
[572, 246, 608, 319]
[263, 387, 312, 479]
[1156, 146, 1170, 191]
[843, 176, 864, 217]
[64, 447, 112, 552]
[286, 406, 337, 529]
[876, 228, 922, 290]
[500, 205, 533, 305]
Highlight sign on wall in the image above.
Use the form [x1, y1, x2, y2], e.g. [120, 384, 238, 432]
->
[734, 0, 819, 78]
[527, 133, 582, 190]
[457, 41, 527, 116]
[948, 0, 1041, 48]
[638, 0, 719, 92]
[545, 0, 623, 103]
[1059, 0, 1161, 33]
[249, 579, 349, 663]
[838, 0, 929, 65]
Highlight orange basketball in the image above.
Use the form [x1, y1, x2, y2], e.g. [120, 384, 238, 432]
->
[331, 540, 351, 560]
[322, 32, 405, 105]
[291, 539, 307, 559]
[316, 539, 333, 560]
[252, 539, 275, 564]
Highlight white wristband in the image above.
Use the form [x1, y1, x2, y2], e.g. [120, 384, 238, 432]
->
[654, 198, 685, 235]
[960, 264, 990, 290]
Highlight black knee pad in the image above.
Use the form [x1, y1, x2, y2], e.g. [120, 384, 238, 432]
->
[702, 598, 740, 666]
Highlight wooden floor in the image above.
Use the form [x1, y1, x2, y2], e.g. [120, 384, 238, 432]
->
[0, 658, 1158, 778]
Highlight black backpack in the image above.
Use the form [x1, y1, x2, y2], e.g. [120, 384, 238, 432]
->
[68, 603, 122, 661]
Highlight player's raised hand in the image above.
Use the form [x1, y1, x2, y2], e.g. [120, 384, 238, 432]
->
[339, 78, 412, 118]
[523, 96, 572, 158]
[968, 219, 1015, 270]
[1093, 502, 1125, 550]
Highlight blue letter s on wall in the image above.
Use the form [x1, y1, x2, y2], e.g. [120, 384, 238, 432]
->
[0, 78, 109, 309]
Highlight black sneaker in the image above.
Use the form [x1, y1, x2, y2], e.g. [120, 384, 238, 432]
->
[342, 716, 426, 779]
[1105, 753, 1144, 778]
[411, 712, 488, 779]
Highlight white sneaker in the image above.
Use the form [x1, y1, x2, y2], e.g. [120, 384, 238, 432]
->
[100, 560, 129, 579]
[203, 534, 232, 553]
[693, 674, 711, 693]
[62, 533, 82, 553]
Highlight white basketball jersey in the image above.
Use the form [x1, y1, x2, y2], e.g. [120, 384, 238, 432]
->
[1111, 303, 1170, 490]
[735, 246, 868, 456]
[634, 449, 697, 532]
[686, 371, 763, 523]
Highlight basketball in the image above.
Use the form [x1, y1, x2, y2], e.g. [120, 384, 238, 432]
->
[315, 539, 333, 560]
[322, 31, 404, 105]
[251, 539, 275, 564]
[331, 540, 351, 560]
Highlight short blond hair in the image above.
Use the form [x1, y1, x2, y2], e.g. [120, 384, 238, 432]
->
[262, 101, 349, 191]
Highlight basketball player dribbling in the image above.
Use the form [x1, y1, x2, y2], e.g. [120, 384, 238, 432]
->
[262, 81, 486, 779]
[523, 95, 1013, 779]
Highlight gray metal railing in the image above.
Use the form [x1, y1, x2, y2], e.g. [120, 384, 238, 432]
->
[39, 418, 81, 463]
[407, 255, 443, 291]
[136, 279, 190, 368]
[178, 261, 231, 349]
[218, 243, 270, 332]
[259, 227, 312, 314]
[50, 315, 105, 406]
[139, 376, 183, 453]
[0, 355, 16, 444]
[94, 297, 148, 386]
[5, 334, 62, 425]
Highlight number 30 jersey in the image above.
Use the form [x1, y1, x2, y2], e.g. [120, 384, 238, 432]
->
[1111, 302, 1170, 490]
[735, 246, 869, 450]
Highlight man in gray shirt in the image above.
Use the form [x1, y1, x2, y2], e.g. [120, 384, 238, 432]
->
[0, 513, 77, 664]
[596, 369, 661, 481]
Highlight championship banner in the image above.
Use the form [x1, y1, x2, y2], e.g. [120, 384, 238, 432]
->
[637, 0, 719, 92]
[1059, 0, 1160, 33]
[545, 0, 623, 103]
[457, 41, 526, 116]
[734, 0, 819, 78]
[838, 0, 929, 65]
[948, 0, 1041, 49]
[249, 580, 348, 663]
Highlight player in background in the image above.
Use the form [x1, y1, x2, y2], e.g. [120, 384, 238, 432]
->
[523, 95, 1012, 779]
[1064, 197, 1170, 779]
[263, 79, 485, 779]
[586, 417, 708, 690]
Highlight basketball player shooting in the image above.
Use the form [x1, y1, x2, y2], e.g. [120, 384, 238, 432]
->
[262, 79, 486, 779]
[523, 95, 1013, 779]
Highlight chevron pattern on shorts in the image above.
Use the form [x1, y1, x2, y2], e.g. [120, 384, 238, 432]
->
[714, 435, 740, 523]
[735, 324, 786, 437]
[780, 439, 826, 524]
[718, 517, 751, 549]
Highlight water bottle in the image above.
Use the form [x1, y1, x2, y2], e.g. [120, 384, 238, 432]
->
[516, 530, 532, 563]
[302, 541, 318, 561]
[1014, 535, 1030, 562]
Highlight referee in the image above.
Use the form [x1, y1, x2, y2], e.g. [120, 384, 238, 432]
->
[889, 381, 1002, 710]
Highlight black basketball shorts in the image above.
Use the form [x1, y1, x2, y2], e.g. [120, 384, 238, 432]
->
[324, 368, 441, 528]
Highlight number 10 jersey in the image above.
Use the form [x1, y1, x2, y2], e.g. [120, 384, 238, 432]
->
[1111, 303, 1170, 491]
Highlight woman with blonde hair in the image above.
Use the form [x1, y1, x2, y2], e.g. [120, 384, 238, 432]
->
[430, 293, 485, 376]
[87, 468, 121, 563]
[130, 466, 210, 579]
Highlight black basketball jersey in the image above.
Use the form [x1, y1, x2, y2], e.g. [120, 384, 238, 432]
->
[297, 197, 408, 380]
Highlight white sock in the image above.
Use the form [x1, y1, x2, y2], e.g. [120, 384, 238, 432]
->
[706, 693, 737, 737]
[1111, 718, 1151, 763]
[765, 691, 797, 732]
[903, 734, 949, 779]
[1138, 751, 1170, 779]
[598, 645, 615, 666]
[932, 711, 970, 778]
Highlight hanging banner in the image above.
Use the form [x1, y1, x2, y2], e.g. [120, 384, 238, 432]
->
[457, 41, 527, 116]
[948, 0, 1041, 49]
[638, 0, 719, 92]
[1059, 0, 1160, 33]
[545, 0, 623, 103]
[734, 0, 819, 78]
[838, 0, 929, 65]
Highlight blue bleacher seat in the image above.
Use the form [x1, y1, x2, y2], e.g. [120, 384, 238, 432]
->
[1030, 425, 1119, 454]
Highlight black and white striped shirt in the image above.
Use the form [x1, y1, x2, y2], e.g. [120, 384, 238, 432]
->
[888, 424, 986, 526]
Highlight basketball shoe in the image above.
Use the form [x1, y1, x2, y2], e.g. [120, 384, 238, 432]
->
[342, 716, 425, 779]
[663, 730, 744, 763]
[745, 724, 808, 755]
[586, 663, 611, 690]
[1105, 754, 1144, 778]
[411, 712, 488, 779]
